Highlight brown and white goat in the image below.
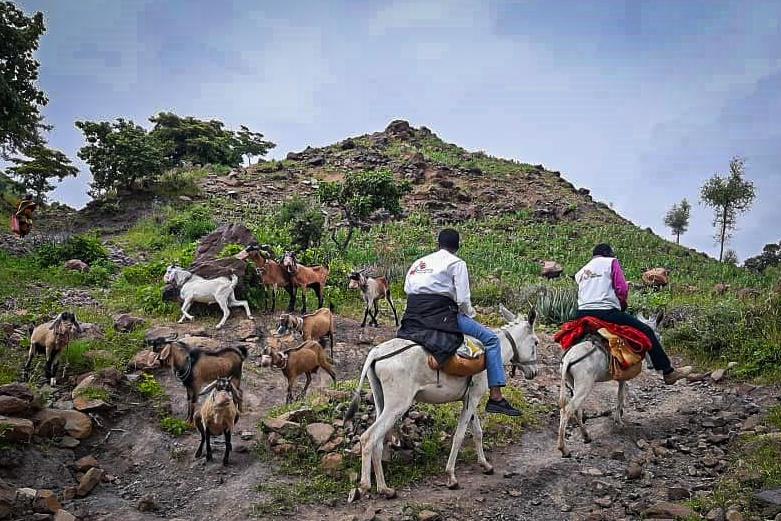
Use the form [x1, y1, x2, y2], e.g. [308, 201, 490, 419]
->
[24, 312, 81, 384]
[194, 377, 241, 465]
[153, 340, 246, 423]
[262, 340, 335, 404]
[281, 252, 329, 314]
[276, 306, 335, 358]
[348, 271, 399, 328]
[238, 245, 293, 312]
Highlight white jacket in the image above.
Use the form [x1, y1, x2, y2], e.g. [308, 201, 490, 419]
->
[404, 249, 476, 317]
[575, 256, 621, 310]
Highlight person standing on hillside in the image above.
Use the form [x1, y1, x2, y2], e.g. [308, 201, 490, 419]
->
[575, 243, 689, 384]
[398, 228, 522, 416]
[12, 194, 37, 238]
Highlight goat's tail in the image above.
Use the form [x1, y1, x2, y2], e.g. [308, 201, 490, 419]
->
[344, 347, 378, 421]
[229, 274, 239, 290]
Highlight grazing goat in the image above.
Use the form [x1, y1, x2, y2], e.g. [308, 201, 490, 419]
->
[281, 252, 329, 314]
[277, 307, 336, 358]
[24, 312, 81, 385]
[348, 271, 399, 328]
[153, 340, 247, 423]
[262, 340, 335, 404]
[163, 265, 253, 329]
[238, 245, 293, 312]
[195, 377, 241, 465]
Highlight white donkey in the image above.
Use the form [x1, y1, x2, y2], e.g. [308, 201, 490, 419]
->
[163, 266, 253, 329]
[557, 312, 674, 457]
[344, 305, 539, 499]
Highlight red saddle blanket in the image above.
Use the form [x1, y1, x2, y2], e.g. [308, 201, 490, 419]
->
[554, 316, 652, 355]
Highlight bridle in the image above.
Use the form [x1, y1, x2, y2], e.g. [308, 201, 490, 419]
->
[503, 329, 536, 368]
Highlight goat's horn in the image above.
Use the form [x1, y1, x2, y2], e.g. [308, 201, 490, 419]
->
[199, 380, 219, 396]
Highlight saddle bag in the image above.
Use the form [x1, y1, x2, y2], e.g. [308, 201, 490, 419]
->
[598, 328, 643, 381]
[427, 352, 486, 377]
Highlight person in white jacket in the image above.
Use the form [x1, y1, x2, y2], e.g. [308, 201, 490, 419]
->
[404, 229, 522, 416]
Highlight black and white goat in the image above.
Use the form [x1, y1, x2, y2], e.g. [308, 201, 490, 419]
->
[348, 270, 398, 328]
[24, 312, 81, 384]
[194, 377, 241, 465]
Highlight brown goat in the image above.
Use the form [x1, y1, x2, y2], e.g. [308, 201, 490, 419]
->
[153, 340, 246, 423]
[281, 252, 329, 314]
[24, 312, 81, 384]
[277, 307, 335, 358]
[195, 377, 241, 465]
[348, 271, 398, 328]
[239, 245, 294, 312]
[264, 340, 335, 404]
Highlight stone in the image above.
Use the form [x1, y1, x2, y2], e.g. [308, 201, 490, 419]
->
[321, 452, 343, 475]
[34, 409, 92, 439]
[137, 494, 157, 512]
[0, 416, 33, 442]
[64, 259, 89, 272]
[144, 326, 177, 346]
[642, 268, 669, 288]
[0, 480, 15, 520]
[594, 497, 613, 508]
[77, 467, 104, 497]
[194, 224, 256, 261]
[54, 511, 77, 521]
[33, 489, 61, 514]
[417, 510, 440, 521]
[708, 433, 730, 445]
[643, 502, 696, 519]
[541, 261, 564, 279]
[0, 395, 29, 416]
[0, 383, 33, 402]
[626, 462, 643, 480]
[667, 486, 691, 500]
[113, 313, 145, 332]
[307, 423, 334, 446]
[130, 350, 160, 370]
[705, 507, 725, 521]
[702, 455, 719, 468]
[72, 374, 98, 398]
[74, 455, 99, 472]
[73, 397, 109, 412]
[713, 283, 731, 296]
[61, 487, 77, 501]
[320, 436, 344, 453]
[754, 488, 781, 517]
[58, 436, 79, 449]
[725, 510, 743, 521]
[711, 369, 726, 382]
[262, 418, 301, 437]
[178, 335, 221, 350]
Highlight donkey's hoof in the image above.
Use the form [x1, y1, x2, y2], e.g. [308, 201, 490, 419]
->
[482, 464, 494, 475]
[380, 487, 396, 499]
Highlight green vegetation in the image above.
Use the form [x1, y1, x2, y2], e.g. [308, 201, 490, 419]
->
[276, 196, 325, 251]
[664, 198, 691, 245]
[160, 416, 191, 436]
[74, 386, 110, 402]
[136, 373, 166, 400]
[6, 144, 78, 202]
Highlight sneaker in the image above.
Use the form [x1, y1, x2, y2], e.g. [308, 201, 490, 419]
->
[663, 369, 689, 385]
[485, 398, 522, 416]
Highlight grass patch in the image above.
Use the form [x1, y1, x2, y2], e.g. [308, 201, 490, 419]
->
[136, 373, 166, 400]
[75, 386, 111, 401]
[160, 416, 191, 436]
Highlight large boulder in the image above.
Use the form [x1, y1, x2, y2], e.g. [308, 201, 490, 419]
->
[0, 383, 33, 403]
[0, 416, 33, 442]
[0, 396, 29, 416]
[34, 409, 92, 439]
[385, 120, 414, 140]
[541, 261, 564, 279]
[754, 488, 781, 517]
[113, 314, 145, 333]
[144, 326, 177, 346]
[642, 268, 669, 288]
[194, 224, 256, 261]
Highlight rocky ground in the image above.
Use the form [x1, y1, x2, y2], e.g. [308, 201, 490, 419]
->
[2, 304, 779, 520]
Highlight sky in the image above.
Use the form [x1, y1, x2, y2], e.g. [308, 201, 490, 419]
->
[15, 0, 781, 260]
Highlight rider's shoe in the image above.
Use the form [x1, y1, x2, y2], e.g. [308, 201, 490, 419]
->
[663, 366, 692, 385]
[485, 398, 522, 416]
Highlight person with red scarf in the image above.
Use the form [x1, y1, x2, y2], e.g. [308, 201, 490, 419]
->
[575, 243, 689, 385]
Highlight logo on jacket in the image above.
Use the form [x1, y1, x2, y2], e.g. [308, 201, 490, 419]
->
[409, 261, 433, 276]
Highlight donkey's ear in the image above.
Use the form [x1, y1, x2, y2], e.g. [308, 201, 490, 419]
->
[528, 308, 537, 327]
[498, 304, 516, 323]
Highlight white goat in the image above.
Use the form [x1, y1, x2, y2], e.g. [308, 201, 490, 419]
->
[163, 266, 253, 329]
[348, 271, 399, 328]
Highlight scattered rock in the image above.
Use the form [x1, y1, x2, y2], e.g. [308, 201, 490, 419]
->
[711, 368, 726, 382]
[725, 509, 743, 521]
[73, 397, 109, 412]
[64, 259, 89, 272]
[0, 395, 29, 416]
[34, 409, 92, 439]
[667, 486, 691, 500]
[755, 488, 781, 517]
[307, 423, 335, 446]
[74, 455, 99, 473]
[0, 416, 33, 442]
[262, 418, 301, 437]
[0, 481, 14, 519]
[57, 436, 80, 449]
[77, 467, 104, 497]
[541, 261, 564, 279]
[594, 497, 613, 508]
[642, 268, 669, 288]
[417, 510, 440, 521]
[54, 511, 77, 521]
[77, 322, 104, 341]
[626, 462, 643, 480]
[113, 313, 145, 332]
[137, 494, 157, 512]
[0, 383, 33, 403]
[321, 453, 343, 475]
[643, 501, 696, 519]
[144, 326, 177, 346]
[33, 489, 61, 514]
[130, 350, 160, 371]
[178, 335, 221, 350]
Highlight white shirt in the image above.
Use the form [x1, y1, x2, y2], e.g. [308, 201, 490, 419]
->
[575, 256, 621, 310]
[404, 249, 476, 317]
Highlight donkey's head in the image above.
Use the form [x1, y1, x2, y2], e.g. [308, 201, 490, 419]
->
[498, 304, 539, 380]
[638, 310, 664, 341]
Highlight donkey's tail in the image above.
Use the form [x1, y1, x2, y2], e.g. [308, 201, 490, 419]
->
[344, 348, 378, 421]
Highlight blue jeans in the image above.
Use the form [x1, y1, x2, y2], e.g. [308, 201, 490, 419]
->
[457, 314, 505, 388]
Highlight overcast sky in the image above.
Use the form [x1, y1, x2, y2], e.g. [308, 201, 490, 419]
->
[17, 0, 781, 259]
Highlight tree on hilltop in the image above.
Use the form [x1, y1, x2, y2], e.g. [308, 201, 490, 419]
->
[7, 145, 78, 202]
[663, 198, 691, 244]
[700, 157, 756, 262]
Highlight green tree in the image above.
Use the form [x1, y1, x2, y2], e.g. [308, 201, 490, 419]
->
[149, 112, 274, 167]
[7, 145, 78, 201]
[318, 169, 411, 250]
[75, 118, 166, 196]
[700, 157, 756, 261]
[663, 198, 691, 244]
[744, 240, 781, 273]
[0, 2, 49, 159]
[277, 196, 325, 251]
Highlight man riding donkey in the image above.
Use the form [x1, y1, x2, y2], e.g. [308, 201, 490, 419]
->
[397, 228, 523, 416]
[11, 194, 37, 238]
[563, 243, 690, 384]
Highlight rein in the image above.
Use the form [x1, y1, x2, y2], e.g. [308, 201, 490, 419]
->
[503, 330, 535, 368]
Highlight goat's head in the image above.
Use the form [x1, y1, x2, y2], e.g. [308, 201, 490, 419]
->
[50, 311, 81, 337]
[200, 377, 241, 407]
[276, 313, 302, 335]
[347, 271, 366, 290]
[281, 252, 298, 274]
[163, 265, 183, 285]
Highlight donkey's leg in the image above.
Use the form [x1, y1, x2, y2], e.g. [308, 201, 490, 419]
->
[568, 376, 596, 446]
[614, 381, 627, 426]
[368, 402, 408, 498]
[470, 413, 493, 474]
[558, 377, 575, 457]
[445, 398, 477, 489]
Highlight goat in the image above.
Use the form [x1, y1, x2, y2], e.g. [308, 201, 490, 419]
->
[153, 340, 247, 423]
[163, 265, 253, 329]
[238, 245, 293, 313]
[24, 312, 81, 385]
[277, 306, 336, 358]
[281, 252, 329, 314]
[348, 270, 399, 328]
[262, 340, 336, 404]
[194, 377, 241, 465]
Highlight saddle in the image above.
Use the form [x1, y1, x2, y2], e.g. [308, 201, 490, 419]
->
[597, 328, 643, 381]
[427, 337, 486, 377]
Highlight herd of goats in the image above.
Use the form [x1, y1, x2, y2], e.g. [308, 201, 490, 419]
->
[19, 243, 661, 497]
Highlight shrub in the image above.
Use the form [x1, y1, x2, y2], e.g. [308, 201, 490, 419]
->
[160, 416, 191, 436]
[137, 373, 165, 399]
[165, 205, 215, 242]
[276, 196, 325, 251]
[34, 233, 108, 267]
[218, 243, 245, 258]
